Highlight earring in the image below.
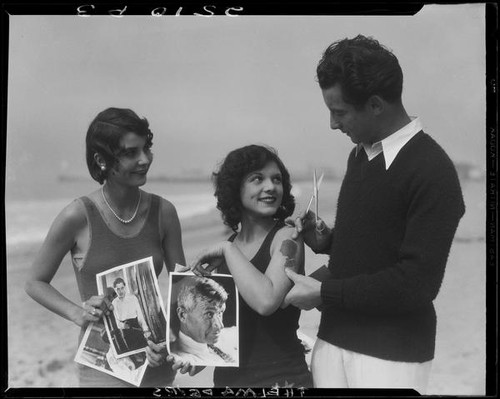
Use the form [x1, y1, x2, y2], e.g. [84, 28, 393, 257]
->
[100, 165, 106, 171]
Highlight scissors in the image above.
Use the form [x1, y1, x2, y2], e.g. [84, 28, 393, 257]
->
[305, 169, 324, 224]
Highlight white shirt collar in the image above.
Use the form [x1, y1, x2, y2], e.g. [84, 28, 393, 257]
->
[356, 117, 423, 170]
[178, 331, 211, 356]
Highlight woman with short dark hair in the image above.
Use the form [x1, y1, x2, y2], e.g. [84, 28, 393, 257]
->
[25, 107, 195, 386]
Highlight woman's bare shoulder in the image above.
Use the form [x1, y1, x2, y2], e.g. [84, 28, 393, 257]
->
[54, 197, 88, 229]
[274, 225, 302, 242]
[270, 224, 304, 253]
[157, 195, 179, 217]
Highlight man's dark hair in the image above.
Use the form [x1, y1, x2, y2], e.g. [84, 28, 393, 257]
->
[316, 34, 403, 108]
[113, 277, 126, 288]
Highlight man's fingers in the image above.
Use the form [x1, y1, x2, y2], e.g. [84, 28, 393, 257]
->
[289, 216, 304, 240]
[282, 294, 291, 308]
[284, 267, 302, 283]
[315, 219, 328, 235]
[292, 210, 315, 232]
[295, 216, 304, 232]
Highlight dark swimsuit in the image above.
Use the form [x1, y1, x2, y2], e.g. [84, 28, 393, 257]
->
[214, 221, 312, 388]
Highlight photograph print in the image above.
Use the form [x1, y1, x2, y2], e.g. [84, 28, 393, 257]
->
[74, 321, 147, 387]
[167, 272, 239, 367]
[96, 256, 167, 359]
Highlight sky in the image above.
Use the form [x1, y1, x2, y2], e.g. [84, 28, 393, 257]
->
[5, 4, 486, 200]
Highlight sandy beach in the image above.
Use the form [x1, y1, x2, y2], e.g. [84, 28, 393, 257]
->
[6, 180, 486, 395]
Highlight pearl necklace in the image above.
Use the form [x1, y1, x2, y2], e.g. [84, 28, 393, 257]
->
[101, 187, 142, 224]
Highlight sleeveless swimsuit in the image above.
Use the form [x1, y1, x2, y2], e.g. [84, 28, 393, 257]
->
[214, 222, 312, 387]
[74, 194, 175, 387]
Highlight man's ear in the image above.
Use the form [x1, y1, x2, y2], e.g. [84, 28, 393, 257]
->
[368, 95, 385, 116]
[177, 306, 187, 322]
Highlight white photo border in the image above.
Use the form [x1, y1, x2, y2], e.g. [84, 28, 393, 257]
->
[74, 321, 147, 387]
[167, 271, 239, 367]
[96, 256, 168, 359]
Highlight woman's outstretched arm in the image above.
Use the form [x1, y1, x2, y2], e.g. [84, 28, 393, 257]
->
[191, 226, 304, 316]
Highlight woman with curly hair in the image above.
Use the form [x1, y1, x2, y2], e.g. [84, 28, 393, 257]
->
[190, 144, 312, 388]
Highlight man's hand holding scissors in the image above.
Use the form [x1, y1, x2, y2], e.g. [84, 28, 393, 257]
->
[288, 170, 332, 254]
[283, 170, 329, 310]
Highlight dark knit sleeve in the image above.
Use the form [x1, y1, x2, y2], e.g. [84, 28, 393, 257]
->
[321, 153, 465, 315]
[312, 149, 355, 256]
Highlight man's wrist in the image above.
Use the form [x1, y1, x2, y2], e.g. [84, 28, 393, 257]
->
[320, 278, 343, 308]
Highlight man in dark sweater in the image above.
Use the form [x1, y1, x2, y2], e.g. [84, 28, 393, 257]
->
[284, 35, 465, 393]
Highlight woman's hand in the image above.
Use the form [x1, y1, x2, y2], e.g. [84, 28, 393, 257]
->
[167, 354, 205, 376]
[189, 242, 230, 276]
[74, 295, 113, 327]
[145, 341, 204, 376]
[145, 340, 168, 367]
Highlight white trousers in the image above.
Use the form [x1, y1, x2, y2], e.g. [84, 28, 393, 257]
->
[311, 338, 432, 394]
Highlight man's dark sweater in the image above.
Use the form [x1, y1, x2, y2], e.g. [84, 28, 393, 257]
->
[318, 131, 465, 362]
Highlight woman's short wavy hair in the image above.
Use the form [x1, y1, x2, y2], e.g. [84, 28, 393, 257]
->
[86, 107, 154, 184]
[213, 144, 295, 231]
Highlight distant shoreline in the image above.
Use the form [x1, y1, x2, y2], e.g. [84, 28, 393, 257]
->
[56, 174, 344, 183]
[57, 162, 485, 184]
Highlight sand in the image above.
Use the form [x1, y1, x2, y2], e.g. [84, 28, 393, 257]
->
[6, 184, 487, 394]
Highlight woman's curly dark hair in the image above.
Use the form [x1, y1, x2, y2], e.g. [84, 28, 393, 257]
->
[213, 144, 295, 231]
